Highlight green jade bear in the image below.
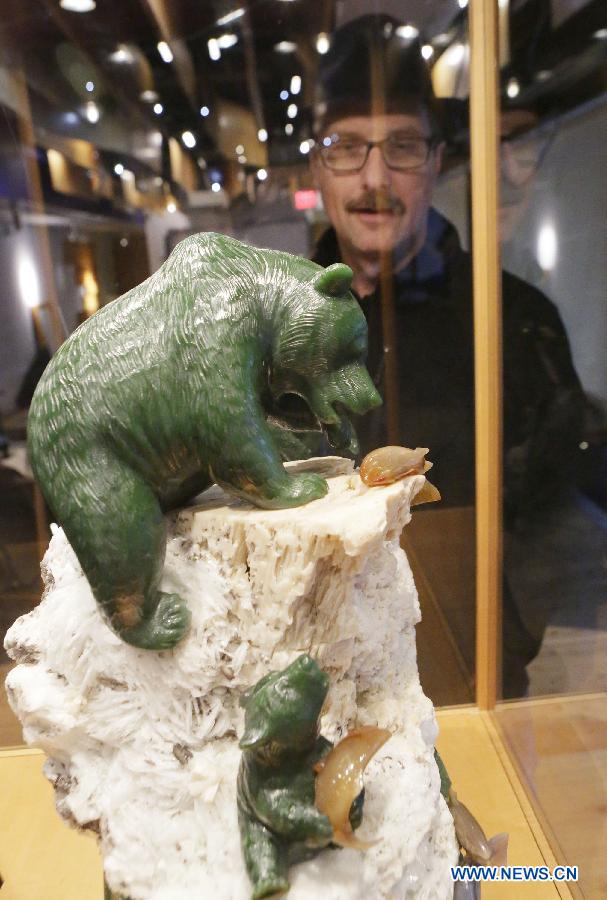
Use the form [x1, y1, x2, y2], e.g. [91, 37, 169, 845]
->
[27, 233, 381, 651]
[237, 655, 364, 899]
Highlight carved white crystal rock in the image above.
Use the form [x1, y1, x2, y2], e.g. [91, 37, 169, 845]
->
[5, 458, 457, 899]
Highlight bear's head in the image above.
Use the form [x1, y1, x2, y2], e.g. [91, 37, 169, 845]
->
[239, 655, 329, 760]
[270, 263, 382, 456]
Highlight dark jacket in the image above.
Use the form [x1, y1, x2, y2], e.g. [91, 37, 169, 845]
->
[313, 210, 585, 523]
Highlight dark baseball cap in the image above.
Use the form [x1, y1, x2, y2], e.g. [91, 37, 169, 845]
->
[314, 14, 445, 137]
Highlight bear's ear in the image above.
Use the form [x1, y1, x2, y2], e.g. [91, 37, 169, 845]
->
[313, 263, 353, 297]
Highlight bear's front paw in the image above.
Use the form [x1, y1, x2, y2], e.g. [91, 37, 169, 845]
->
[273, 472, 328, 508]
[121, 592, 191, 650]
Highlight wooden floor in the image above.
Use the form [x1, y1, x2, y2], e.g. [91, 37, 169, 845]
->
[494, 694, 607, 899]
[0, 705, 585, 900]
[0, 748, 103, 900]
[438, 708, 573, 899]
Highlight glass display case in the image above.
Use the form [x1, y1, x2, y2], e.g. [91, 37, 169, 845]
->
[0, 1, 605, 897]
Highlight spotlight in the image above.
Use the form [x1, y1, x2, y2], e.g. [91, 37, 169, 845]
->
[157, 41, 173, 63]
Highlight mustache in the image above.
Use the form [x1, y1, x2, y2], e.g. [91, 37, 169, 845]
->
[345, 192, 404, 214]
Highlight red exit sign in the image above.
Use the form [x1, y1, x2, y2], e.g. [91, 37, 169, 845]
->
[293, 189, 318, 210]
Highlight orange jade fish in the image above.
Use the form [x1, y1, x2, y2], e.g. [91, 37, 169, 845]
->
[449, 789, 509, 865]
[360, 446, 431, 487]
[314, 725, 391, 849]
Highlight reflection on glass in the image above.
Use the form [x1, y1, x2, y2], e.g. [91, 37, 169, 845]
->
[308, 12, 476, 706]
[495, 1, 607, 889]
[498, 74, 607, 704]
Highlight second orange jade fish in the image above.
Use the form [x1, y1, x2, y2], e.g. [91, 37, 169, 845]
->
[314, 726, 391, 849]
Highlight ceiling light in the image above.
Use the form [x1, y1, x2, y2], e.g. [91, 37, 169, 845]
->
[274, 41, 297, 54]
[62, 111, 79, 126]
[299, 140, 311, 154]
[290, 75, 301, 95]
[154, 176, 163, 186]
[84, 101, 100, 123]
[257, 168, 268, 181]
[216, 8, 244, 26]
[200, 105, 210, 117]
[316, 33, 330, 54]
[506, 77, 520, 98]
[287, 103, 297, 119]
[114, 163, 124, 175]
[458, 0, 468, 8]
[109, 45, 134, 64]
[238, 155, 247, 164]
[120, 237, 129, 248]
[217, 33, 238, 49]
[235, 144, 245, 155]
[322, 136, 332, 147]
[153, 103, 163, 115]
[182, 131, 197, 148]
[60, 0, 96, 11]
[157, 41, 173, 63]
[535, 70, 551, 82]
[593, 28, 607, 40]
[257, 128, 267, 142]
[285, 123, 293, 135]
[396, 24, 419, 40]
[421, 44, 434, 60]
[167, 201, 177, 213]
[433, 33, 451, 47]
[140, 90, 159, 102]
[208, 38, 221, 61]
[85, 80, 94, 92]
[197, 157, 207, 169]
[211, 182, 221, 193]
[279, 89, 289, 101]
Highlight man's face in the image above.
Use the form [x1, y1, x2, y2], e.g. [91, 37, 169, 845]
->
[311, 111, 443, 264]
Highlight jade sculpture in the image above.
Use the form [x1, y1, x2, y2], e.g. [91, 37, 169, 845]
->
[237, 655, 366, 899]
[27, 233, 381, 650]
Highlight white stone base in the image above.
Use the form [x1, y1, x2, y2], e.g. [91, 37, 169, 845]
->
[5, 458, 457, 899]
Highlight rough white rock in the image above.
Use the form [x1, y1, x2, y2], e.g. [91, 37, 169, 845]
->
[5, 458, 458, 899]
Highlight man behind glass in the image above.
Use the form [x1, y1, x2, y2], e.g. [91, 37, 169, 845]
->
[310, 15, 585, 698]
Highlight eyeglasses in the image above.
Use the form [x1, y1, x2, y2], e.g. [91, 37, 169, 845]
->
[317, 133, 438, 172]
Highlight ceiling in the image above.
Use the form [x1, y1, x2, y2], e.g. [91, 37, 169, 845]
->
[0, 0, 605, 200]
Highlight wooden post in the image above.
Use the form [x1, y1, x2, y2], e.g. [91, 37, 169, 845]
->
[469, 0, 503, 709]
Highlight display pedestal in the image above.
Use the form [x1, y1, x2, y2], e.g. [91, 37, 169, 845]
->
[4, 459, 456, 899]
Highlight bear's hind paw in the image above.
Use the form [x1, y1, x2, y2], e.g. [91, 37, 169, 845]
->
[120, 592, 191, 651]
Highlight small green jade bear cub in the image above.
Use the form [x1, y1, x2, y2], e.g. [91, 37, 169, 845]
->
[237, 655, 364, 899]
[27, 233, 381, 651]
